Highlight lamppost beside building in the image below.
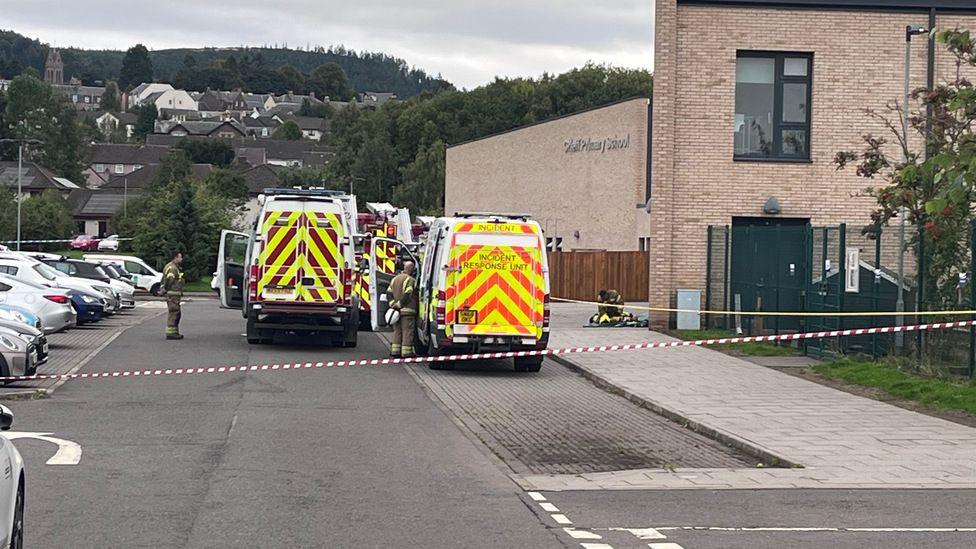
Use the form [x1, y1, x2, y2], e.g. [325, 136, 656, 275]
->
[0, 137, 43, 251]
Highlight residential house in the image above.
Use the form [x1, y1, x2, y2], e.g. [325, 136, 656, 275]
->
[239, 164, 284, 225]
[279, 114, 330, 141]
[94, 112, 138, 140]
[55, 82, 106, 111]
[84, 144, 170, 189]
[242, 116, 280, 138]
[143, 88, 197, 112]
[0, 162, 80, 197]
[126, 83, 176, 109]
[646, 0, 976, 325]
[155, 120, 246, 138]
[358, 92, 398, 107]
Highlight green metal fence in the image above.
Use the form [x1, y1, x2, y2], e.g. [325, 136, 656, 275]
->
[705, 220, 975, 376]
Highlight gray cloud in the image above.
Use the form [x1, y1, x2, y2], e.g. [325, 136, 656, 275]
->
[0, 0, 653, 88]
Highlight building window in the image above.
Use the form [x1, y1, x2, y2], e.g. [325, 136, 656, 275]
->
[95, 164, 105, 173]
[734, 52, 812, 161]
[84, 96, 90, 103]
[71, 94, 78, 102]
[114, 164, 124, 174]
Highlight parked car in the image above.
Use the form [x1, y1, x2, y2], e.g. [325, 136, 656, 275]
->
[97, 235, 120, 252]
[0, 255, 119, 315]
[0, 405, 25, 548]
[82, 254, 164, 295]
[68, 290, 105, 325]
[42, 259, 135, 309]
[0, 306, 40, 331]
[0, 320, 47, 367]
[99, 264, 135, 288]
[69, 235, 100, 251]
[0, 274, 75, 334]
[0, 326, 36, 380]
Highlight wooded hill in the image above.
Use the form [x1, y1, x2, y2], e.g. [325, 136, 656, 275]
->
[0, 30, 450, 97]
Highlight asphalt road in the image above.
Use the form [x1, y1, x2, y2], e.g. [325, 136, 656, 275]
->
[9, 301, 563, 548]
[6, 300, 976, 548]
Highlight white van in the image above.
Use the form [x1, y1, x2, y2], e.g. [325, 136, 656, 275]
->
[373, 213, 551, 372]
[83, 254, 164, 294]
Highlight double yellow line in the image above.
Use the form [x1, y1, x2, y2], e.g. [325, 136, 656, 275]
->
[551, 297, 976, 318]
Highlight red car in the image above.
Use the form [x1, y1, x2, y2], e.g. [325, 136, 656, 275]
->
[69, 235, 101, 251]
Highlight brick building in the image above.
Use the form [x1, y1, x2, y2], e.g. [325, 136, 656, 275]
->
[649, 0, 976, 325]
[445, 98, 652, 251]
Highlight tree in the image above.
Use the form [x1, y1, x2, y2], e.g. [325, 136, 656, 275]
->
[101, 81, 121, 112]
[835, 29, 975, 315]
[175, 139, 235, 167]
[307, 63, 353, 101]
[21, 189, 75, 242]
[203, 168, 248, 200]
[151, 150, 193, 190]
[273, 120, 303, 140]
[4, 74, 86, 181]
[37, 103, 88, 182]
[299, 97, 334, 119]
[133, 104, 157, 140]
[394, 140, 446, 215]
[278, 66, 306, 95]
[118, 44, 153, 90]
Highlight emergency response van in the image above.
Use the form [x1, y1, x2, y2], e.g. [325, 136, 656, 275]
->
[373, 213, 550, 372]
[217, 188, 360, 346]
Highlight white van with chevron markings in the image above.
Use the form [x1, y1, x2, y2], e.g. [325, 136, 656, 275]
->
[217, 188, 360, 346]
[407, 213, 551, 372]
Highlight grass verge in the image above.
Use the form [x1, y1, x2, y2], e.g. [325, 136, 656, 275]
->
[814, 358, 976, 415]
[668, 329, 800, 357]
[182, 279, 214, 293]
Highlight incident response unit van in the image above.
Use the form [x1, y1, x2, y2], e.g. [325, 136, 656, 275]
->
[373, 212, 550, 372]
[217, 188, 360, 346]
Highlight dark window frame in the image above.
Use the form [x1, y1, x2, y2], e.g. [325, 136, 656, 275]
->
[734, 50, 814, 162]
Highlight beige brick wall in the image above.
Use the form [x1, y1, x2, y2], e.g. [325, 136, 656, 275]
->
[650, 1, 976, 322]
[445, 98, 651, 251]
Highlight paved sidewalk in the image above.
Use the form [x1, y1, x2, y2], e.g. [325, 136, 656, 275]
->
[523, 303, 976, 490]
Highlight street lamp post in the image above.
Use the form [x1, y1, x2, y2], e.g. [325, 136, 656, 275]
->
[0, 137, 41, 251]
[349, 176, 365, 196]
[896, 24, 929, 349]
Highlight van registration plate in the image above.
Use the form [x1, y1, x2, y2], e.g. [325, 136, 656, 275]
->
[457, 310, 478, 325]
[265, 288, 293, 296]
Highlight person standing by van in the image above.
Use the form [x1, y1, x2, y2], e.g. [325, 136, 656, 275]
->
[163, 251, 185, 340]
[387, 261, 418, 357]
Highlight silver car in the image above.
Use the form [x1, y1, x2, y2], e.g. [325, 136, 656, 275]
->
[0, 320, 46, 367]
[0, 256, 120, 314]
[0, 275, 76, 334]
[0, 327, 35, 381]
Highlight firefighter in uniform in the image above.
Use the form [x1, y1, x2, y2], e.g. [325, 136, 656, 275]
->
[593, 289, 627, 324]
[163, 251, 185, 340]
[387, 261, 418, 357]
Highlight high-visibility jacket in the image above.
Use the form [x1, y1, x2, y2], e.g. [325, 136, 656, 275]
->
[388, 273, 418, 316]
[163, 261, 185, 297]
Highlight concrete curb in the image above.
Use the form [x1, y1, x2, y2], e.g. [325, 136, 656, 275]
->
[549, 354, 802, 469]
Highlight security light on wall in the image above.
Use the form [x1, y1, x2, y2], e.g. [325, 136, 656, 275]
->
[763, 196, 782, 215]
[573, 230, 580, 239]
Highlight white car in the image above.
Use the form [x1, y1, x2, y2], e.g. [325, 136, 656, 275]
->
[0, 256, 119, 313]
[82, 255, 163, 295]
[0, 406, 25, 549]
[0, 275, 75, 334]
[97, 235, 120, 252]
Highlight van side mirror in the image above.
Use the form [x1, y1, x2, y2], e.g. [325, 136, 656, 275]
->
[0, 405, 13, 431]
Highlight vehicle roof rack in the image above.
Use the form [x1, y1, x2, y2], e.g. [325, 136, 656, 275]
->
[454, 211, 532, 220]
[262, 187, 345, 197]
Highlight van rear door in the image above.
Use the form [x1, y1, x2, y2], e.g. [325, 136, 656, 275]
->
[217, 229, 249, 309]
[447, 223, 546, 339]
[369, 237, 416, 329]
[257, 201, 302, 301]
[300, 201, 345, 304]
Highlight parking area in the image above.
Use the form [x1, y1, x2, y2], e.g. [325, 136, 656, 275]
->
[0, 301, 167, 398]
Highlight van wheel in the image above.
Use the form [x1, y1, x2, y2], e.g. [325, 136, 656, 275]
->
[514, 356, 543, 373]
[150, 283, 161, 296]
[246, 317, 262, 344]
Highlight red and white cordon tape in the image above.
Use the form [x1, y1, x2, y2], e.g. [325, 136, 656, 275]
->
[3, 319, 974, 383]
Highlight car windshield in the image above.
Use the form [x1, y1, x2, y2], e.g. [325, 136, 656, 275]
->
[95, 266, 112, 278]
[33, 262, 65, 281]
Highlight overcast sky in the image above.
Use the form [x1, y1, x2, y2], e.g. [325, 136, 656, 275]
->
[0, 0, 654, 89]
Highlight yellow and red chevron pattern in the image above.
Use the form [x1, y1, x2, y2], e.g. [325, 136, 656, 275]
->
[258, 209, 344, 303]
[453, 222, 540, 236]
[445, 244, 545, 338]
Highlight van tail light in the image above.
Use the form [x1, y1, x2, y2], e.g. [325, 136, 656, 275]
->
[45, 294, 69, 304]
[542, 294, 551, 329]
[341, 268, 353, 305]
[248, 265, 260, 301]
[435, 290, 446, 323]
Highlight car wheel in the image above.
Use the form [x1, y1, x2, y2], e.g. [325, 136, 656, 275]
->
[10, 477, 23, 549]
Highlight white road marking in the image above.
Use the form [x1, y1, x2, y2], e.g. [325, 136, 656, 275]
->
[528, 491, 546, 502]
[540, 502, 560, 512]
[580, 544, 615, 549]
[611, 528, 667, 540]
[648, 544, 684, 549]
[655, 526, 976, 533]
[4, 431, 82, 465]
[564, 528, 602, 540]
[551, 514, 572, 525]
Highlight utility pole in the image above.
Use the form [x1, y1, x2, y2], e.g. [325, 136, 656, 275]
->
[16, 142, 22, 251]
[897, 24, 929, 349]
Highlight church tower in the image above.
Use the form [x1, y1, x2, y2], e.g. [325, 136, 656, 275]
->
[44, 48, 64, 86]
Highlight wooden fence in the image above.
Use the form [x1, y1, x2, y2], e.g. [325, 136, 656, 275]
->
[547, 251, 649, 302]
